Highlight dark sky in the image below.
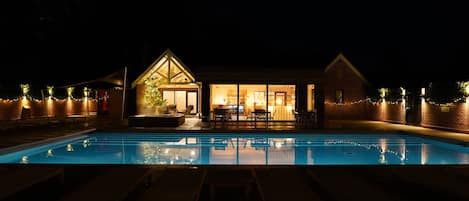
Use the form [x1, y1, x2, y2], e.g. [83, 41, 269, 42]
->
[1, 1, 469, 89]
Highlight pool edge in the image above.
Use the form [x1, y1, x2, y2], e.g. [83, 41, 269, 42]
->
[0, 128, 96, 155]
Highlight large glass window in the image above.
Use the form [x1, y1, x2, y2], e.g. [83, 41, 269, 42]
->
[210, 84, 238, 121]
[307, 84, 315, 112]
[335, 89, 344, 104]
[268, 85, 296, 120]
[210, 84, 298, 121]
[239, 84, 267, 121]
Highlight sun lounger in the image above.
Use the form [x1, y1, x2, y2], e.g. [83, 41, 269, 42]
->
[205, 168, 255, 201]
[387, 167, 469, 200]
[60, 166, 154, 201]
[0, 166, 64, 200]
[306, 167, 402, 201]
[253, 168, 321, 201]
[139, 167, 206, 201]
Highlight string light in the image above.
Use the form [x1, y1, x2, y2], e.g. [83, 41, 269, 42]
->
[325, 98, 404, 106]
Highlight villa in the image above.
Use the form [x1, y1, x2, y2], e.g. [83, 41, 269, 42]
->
[128, 49, 370, 128]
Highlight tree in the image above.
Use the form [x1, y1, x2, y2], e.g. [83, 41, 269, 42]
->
[144, 77, 166, 112]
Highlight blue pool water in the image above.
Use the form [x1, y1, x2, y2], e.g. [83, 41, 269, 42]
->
[0, 133, 468, 165]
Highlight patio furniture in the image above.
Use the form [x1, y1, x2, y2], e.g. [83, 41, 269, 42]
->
[60, 166, 154, 201]
[306, 167, 398, 201]
[205, 168, 255, 201]
[167, 104, 177, 114]
[0, 166, 64, 200]
[213, 108, 229, 127]
[295, 110, 316, 128]
[253, 168, 321, 201]
[185, 105, 194, 115]
[139, 167, 206, 201]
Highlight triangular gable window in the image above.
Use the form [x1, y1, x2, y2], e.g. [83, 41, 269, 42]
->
[133, 50, 196, 87]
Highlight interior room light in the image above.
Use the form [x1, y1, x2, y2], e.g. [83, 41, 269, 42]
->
[421, 88, 426, 96]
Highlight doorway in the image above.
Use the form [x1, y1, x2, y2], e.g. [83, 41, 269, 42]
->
[162, 90, 198, 114]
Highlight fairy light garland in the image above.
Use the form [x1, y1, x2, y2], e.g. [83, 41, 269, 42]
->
[325, 98, 405, 106]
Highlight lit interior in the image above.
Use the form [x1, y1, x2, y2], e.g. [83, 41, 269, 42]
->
[210, 84, 296, 121]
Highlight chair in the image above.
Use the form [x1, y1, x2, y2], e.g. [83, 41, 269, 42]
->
[0, 166, 64, 200]
[60, 167, 154, 201]
[139, 167, 206, 201]
[185, 105, 194, 115]
[167, 104, 177, 114]
[253, 168, 321, 201]
[306, 167, 399, 201]
[205, 168, 255, 201]
[213, 108, 228, 127]
[254, 109, 267, 120]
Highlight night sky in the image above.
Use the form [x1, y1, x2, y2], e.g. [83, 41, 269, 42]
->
[1, 1, 469, 90]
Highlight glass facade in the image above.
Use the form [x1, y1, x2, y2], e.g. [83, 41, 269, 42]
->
[239, 84, 267, 120]
[268, 85, 295, 120]
[210, 84, 238, 121]
[210, 84, 296, 121]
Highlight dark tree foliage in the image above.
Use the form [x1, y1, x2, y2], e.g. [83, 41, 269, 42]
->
[366, 85, 405, 102]
[386, 88, 403, 102]
[427, 81, 463, 104]
[365, 85, 381, 102]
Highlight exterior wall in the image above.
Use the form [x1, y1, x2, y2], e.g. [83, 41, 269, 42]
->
[0, 100, 22, 120]
[109, 89, 124, 119]
[324, 60, 368, 121]
[421, 100, 469, 133]
[0, 98, 97, 121]
[381, 102, 405, 124]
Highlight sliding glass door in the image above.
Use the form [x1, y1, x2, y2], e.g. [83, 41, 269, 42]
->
[209, 84, 296, 121]
[162, 90, 198, 114]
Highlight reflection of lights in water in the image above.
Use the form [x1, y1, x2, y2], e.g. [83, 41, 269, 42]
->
[421, 144, 428, 165]
[379, 139, 387, 153]
[379, 153, 386, 164]
[275, 142, 282, 149]
[285, 138, 293, 142]
[47, 149, 54, 157]
[21, 156, 29, 164]
[326, 139, 407, 162]
[66, 144, 74, 152]
[140, 142, 196, 164]
[400, 139, 406, 163]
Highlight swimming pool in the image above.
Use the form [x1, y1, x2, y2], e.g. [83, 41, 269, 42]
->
[0, 133, 468, 165]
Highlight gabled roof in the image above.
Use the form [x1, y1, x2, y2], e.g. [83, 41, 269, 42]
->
[131, 49, 196, 88]
[324, 53, 369, 85]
